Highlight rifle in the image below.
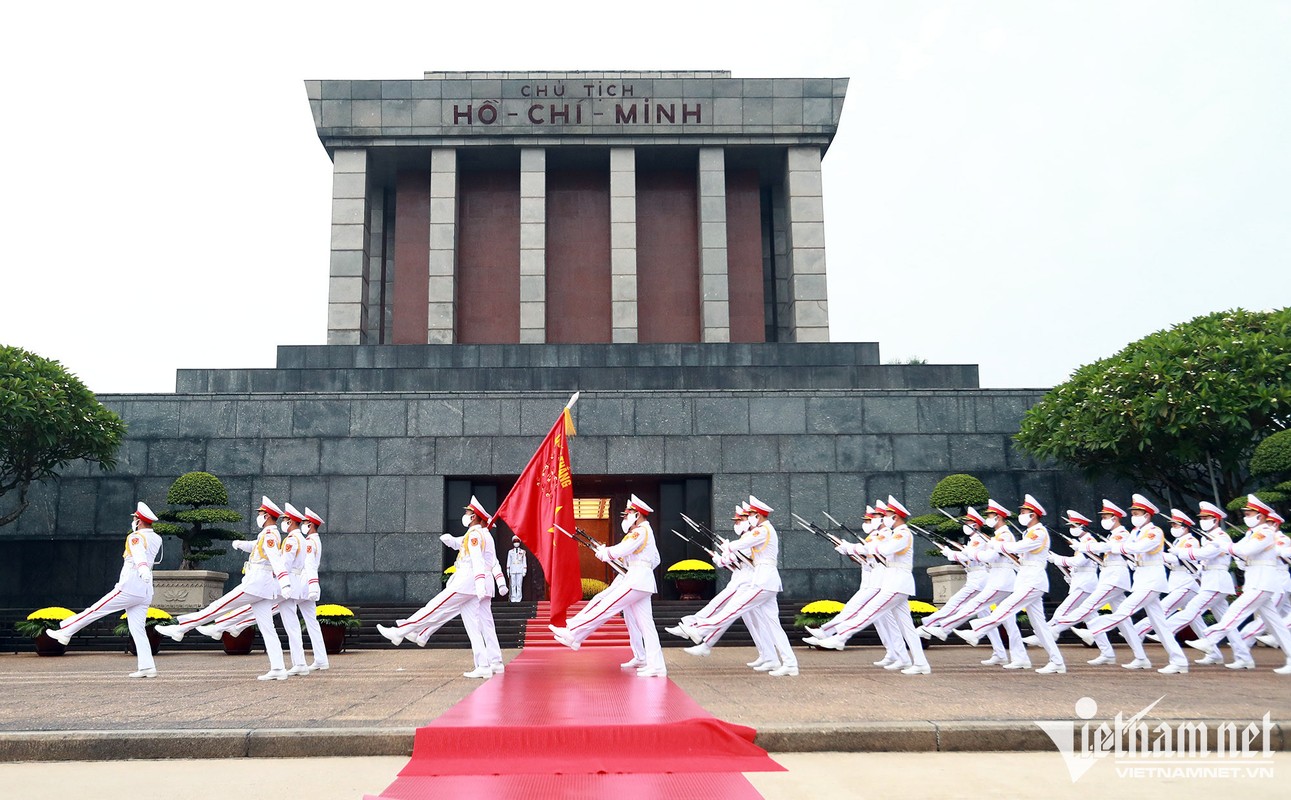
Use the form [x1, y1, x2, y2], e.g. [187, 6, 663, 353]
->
[669, 528, 724, 565]
[554, 523, 626, 575]
[932, 508, 1019, 565]
[821, 511, 865, 542]
[791, 512, 874, 567]
[681, 513, 753, 567]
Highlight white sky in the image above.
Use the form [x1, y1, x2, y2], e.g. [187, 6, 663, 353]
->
[1, 1, 1288, 394]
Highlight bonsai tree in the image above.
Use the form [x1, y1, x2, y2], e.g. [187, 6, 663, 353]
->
[0, 345, 126, 527]
[1250, 429, 1291, 487]
[152, 472, 244, 569]
[909, 473, 990, 536]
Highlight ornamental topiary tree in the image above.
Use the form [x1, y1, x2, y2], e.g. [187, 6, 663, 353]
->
[910, 473, 991, 536]
[0, 345, 126, 527]
[1016, 308, 1291, 505]
[1250, 429, 1291, 484]
[152, 472, 244, 569]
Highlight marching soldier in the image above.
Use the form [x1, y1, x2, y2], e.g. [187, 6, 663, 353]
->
[275, 503, 312, 676]
[920, 500, 1027, 669]
[956, 495, 1065, 674]
[1186, 495, 1291, 674]
[1049, 499, 1146, 666]
[48, 502, 163, 678]
[1074, 494, 1190, 673]
[550, 495, 667, 677]
[1162, 501, 1241, 666]
[507, 536, 527, 602]
[299, 507, 329, 671]
[1023, 510, 1117, 664]
[156, 496, 294, 680]
[378, 496, 500, 678]
[1137, 508, 1200, 641]
[914, 506, 1008, 666]
[814, 497, 930, 675]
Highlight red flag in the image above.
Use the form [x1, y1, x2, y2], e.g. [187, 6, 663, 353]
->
[491, 405, 581, 625]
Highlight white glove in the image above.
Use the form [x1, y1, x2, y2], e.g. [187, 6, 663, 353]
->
[136, 565, 152, 583]
[475, 578, 489, 600]
[280, 583, 294, 600]
[440, 534, 456, 546]
[307, 583, 321, 601]
[939, 546, 953, 559]
[595, 546, 610, 563]
[1164, 553, 1179, 567]
[834, 543, 848, 555]
[497, 582, 509, 597]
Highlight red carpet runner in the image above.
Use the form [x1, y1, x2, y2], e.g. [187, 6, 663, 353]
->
[366, 602, 783, 799]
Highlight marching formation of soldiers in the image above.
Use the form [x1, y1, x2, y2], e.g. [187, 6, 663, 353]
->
[43, 488, 1291, 681]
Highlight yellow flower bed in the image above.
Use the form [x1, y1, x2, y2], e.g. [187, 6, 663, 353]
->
[582, 578, 609, 599]
[315, 604, 355, 617]
[908, 600, 938, 614]
[666, 559, 715, 572]
[800, 600, 845, 615]
[444, 565, 456, 574]
[118, 607, 173, 621]
[27, 607, 74, 621]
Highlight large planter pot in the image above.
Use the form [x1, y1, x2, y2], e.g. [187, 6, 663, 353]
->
[152, 570, 230, 613]
[126, 626, 163, 656]
[673, 578, 711, 601]
[321, 625, 347, 655]
[34, 630, 66, 657]
[927, 564, 967, 605]
[222, 628, 256, 655]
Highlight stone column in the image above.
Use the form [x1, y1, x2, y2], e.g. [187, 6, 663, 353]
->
[519, 148, 546, 343]
[610, 147, 637, 343]
[364, 188, 385, 343]
[698, 147, 731, 343]
[326, 148, 370, 345]
[427, 148, 457, 344]
[784, 146, 830, 341]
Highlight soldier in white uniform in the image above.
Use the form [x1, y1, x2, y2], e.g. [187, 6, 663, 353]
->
[1050, 500, 1147, 666]
[1022, 510, 1117, 664]
[957, 495, 1066, 674]
[671, 504, 779, 670]
[378, 497, 501, 678]
[299, 507, 329, 671]
[914, 507, 1008, 666]
[814, 497, 930, 675]
[551, 495, 667, 677]
[1187, 495, 1291, 674]
[155, 496, 294, 680]
[920, 500, 1027, 669]
[506, 536, 527, 602]
[1137, 509, 1200, 641]
[1075, 494, 1190, 673]
[1160, 502, 1239, 665]
[48, 502, 163, 678]
[429, 524, 508, 676]
[268, 503, 312, 676]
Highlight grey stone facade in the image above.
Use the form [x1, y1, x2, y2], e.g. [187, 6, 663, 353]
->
[1, 344, 1120, 610]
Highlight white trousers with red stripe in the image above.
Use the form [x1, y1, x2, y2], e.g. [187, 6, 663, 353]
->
[1134, 586, 1195, 637]
[823, 585, 911, 663]
[1085, 586, 1187, 667]
[970, 587, 1063, 666]
[928, 587, 1024, 663]
[1052, 584, 1135, 660]
[394, 588, 475, 640]
[681, 581, 776, 663]
[1163, 589, 1230, 641]
[174, 587, 286, 670]
[690, 584, 797, 668]
[59, 589, 155, 671]
[1200, 589, 1291, 663]
[565, 584, 665, 671]
[276, 599, 310, 668]
[919, 583, 1006, 660]
[829, 591, 928, 668]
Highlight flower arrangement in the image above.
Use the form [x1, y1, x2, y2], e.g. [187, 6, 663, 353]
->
[663, 559, 716, 581]
[315, 604, 362, 629]
[14, 607, 74, 638]
[794, 599, 845, 628]
[112, 607, 172, 637]
[441, 564, 456, 586]
[582, 578, 609, 599]
[908, 599, 938, 626]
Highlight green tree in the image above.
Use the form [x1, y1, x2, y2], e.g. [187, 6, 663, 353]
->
[152, 472, 244, 569]
[0, 345, 126, 527]
[1015, 308, 1290, 504]
[1250, 429, 1291, 485]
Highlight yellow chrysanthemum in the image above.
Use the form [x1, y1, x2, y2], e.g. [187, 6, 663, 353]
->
[800, 600, 846, 614]
[27, 607, 74, 621]
[117, 607, 173, 621]
[315, 604, 355, 617]
[582, 578, 609, 599]
[908, 600, 938, 614]
[444, 565, 456, 574]
[1100, 604, 1113, 612]
[667, 559, 715, 572]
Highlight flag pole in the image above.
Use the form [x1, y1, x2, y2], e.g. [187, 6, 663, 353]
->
[565, 391, 580, 410]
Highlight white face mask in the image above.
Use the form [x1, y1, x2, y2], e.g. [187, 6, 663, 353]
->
[1018, 512, 1034, 526]
[513, 543, 520, 549]
[1069, 526, 1084, 536]
[859, 520, 872, 534]
[1100, 517, 1115, 531]
[461, 513, 473, 528]
[1199, 518, 1216, 532]
[130, 518, 139, 533]
[256, 512, 267, 529]
[962, 524, 976, 536]
[984, 515, 998, 530]
[1130, 513, 1148, 528]
[1244, 514, 1261, 529]
[620, 514, 634, 533]
[882, 514, 896, 529]
[279, 518, 291, 532]
[1170, 525, 1185, 538]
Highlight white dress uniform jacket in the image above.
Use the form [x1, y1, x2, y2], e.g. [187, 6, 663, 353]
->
[1002, 523, 1051, 592]
[116, 527, 163, 597]
[1115, 523, 1169, 592]
[727, 519, 782, 592]
[871, 524, 916, 595]
[604, 519, 660, 593]
[231, 525, 292, 598]
[445, 524, 498, 598]
[303, 530, 323, 600]
[1183, 535, 1237, 594]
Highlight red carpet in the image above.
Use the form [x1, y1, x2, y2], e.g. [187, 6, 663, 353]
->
[366, 602, 781, 799]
